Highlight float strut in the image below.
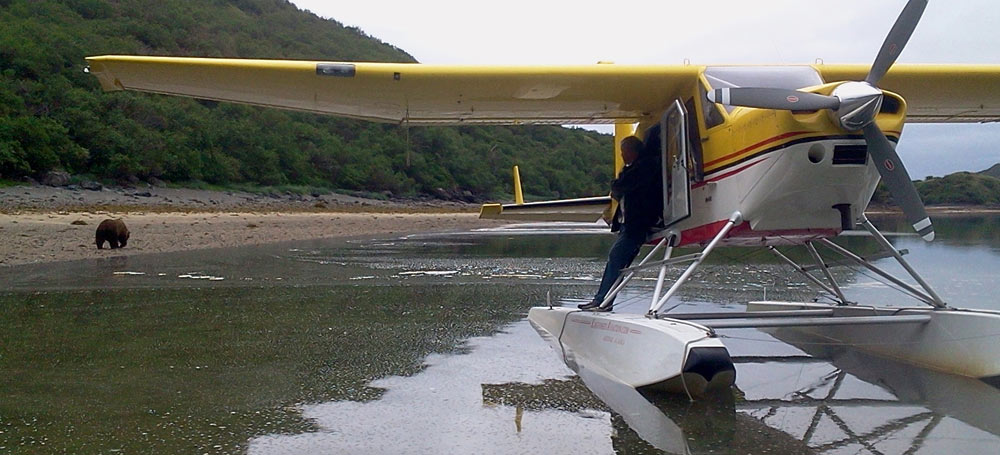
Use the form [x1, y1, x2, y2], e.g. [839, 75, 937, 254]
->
[597, 236, 670, 309]
[804, 241, 849, 305]
[649, 211, 742, 316]
[859, 215, 946, 308]
[650, 235, 676, 307]
[767, 246, 842, 300]
[819, 238, 939, 306]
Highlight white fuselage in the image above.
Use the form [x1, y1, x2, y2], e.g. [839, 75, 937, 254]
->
[664, 136, 882, 247]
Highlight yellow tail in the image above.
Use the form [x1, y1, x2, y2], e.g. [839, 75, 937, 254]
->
[607, 123, 637, 221]
[614, 123, 636, 174]
[512, 165, 524, 205]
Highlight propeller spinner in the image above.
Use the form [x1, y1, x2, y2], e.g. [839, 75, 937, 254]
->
[706, 0, 933, 241]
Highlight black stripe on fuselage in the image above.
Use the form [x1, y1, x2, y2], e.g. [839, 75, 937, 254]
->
[703, 134, 899, 179]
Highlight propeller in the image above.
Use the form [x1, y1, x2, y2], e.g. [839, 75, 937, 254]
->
[706, 87, 840, 111]
[866, 0, 928, 85]
[863, 123, 934, 241]
[705, 0, 933, 241]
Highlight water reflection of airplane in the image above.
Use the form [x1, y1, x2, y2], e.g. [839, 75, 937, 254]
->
[734, 353, 1000, 453]
[482, 369, 815, 455]
[483, 344, 1000, 454]
[755, 330, 1000, 440]
[86, 0, 1000, 395]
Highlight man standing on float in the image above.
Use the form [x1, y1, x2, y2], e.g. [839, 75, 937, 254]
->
[579, 134, 663, 312]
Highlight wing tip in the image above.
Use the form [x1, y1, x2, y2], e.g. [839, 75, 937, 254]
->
[83, 58, 124, 92]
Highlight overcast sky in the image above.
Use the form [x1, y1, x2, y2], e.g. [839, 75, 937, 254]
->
[291, 0, 1000, 178]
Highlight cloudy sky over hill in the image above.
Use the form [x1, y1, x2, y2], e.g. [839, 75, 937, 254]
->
[292, 0, 1000, 178]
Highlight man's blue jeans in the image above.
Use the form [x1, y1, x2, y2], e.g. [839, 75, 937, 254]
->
[593, 229, 647, 305]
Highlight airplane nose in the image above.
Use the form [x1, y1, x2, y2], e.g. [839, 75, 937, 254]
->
[832, 82, 884, 130]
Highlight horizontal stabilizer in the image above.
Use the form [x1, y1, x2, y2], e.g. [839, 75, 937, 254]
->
[479, 196, 611, 222]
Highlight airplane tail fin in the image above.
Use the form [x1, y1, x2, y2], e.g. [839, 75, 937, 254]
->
[606, 123, 637, 221]
[512, 165, 524, 205]
[478, 124, 636, 222]
[614, 123, 636, 175]
[478, 163, 611, 222]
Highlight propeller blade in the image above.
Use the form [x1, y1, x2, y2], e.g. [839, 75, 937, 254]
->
[866, 0, 928, 85]
[707, 87, 841, 110]
[862, 123, 934, 241]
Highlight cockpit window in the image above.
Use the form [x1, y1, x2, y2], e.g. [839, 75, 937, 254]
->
[699, 82, 725, 129]
[704, 66, 824, 113]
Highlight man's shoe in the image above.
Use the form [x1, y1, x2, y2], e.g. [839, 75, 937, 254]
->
[577, 301, 612, 312]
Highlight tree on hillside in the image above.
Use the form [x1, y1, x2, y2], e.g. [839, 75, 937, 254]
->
[0, 0, 614, 199]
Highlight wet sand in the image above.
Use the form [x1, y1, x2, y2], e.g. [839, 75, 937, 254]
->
[0, 184, 513, 266]
[0, 211, 508, 267]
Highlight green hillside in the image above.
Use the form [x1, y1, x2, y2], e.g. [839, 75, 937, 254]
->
[0, 0, 613, 199]
[978, 163, 1000, 180]
[871, 167, 1000, 207]
[917, 172, 1000, 205]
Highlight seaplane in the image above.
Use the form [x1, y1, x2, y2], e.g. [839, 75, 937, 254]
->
[85, 0, 1000, 399]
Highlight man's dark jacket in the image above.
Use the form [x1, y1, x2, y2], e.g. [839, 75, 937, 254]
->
[609, 154, 663, 237]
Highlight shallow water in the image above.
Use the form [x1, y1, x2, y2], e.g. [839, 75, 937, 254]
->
[2, 215, 999, 454]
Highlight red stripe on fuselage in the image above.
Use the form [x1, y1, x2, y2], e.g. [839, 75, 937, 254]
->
[675, 221, 839, 246]
[679, 220, 737, 245]
[703, 131, 812, 168]
[692, 157, 769, 189]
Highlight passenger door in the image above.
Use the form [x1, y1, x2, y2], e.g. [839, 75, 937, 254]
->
[660, 100, 691, 227]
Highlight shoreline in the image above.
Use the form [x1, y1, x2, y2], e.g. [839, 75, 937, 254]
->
[0, 183, 512, 267]
[0, 183, 481, 214]
[866, 205, 1000, 215]
[0, 211, 509, 267]
[4, 184, 997, 267]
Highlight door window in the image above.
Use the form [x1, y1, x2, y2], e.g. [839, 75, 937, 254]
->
[660, 100, 691, 228]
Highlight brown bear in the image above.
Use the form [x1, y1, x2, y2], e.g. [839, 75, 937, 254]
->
[95, 219, 130, 249]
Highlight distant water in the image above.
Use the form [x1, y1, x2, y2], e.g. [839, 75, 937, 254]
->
[2, 215, 998, 454]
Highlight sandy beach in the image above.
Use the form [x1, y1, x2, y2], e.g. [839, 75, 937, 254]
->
[5, 183, 993, 267]
[0, 185, 509, 266]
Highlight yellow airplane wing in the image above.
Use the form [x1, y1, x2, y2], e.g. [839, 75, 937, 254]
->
[814, 64, 1000, 123]
[85, 56, 701, 125]
[85, 57, 1000, 223]
[87, 57, 1000, 124]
